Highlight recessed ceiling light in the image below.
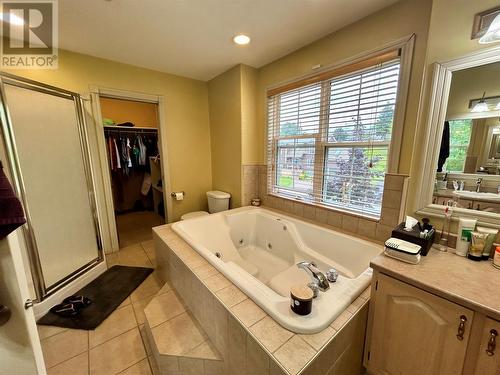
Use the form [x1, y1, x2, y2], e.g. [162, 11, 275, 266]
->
[233, 34, 251, 45]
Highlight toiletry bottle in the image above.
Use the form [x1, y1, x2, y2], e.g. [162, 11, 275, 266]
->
[477, 226, 498, 259]
[468, 232, 487, 261]
[493, 247, 500, 269]
[456, 218, 477, 257]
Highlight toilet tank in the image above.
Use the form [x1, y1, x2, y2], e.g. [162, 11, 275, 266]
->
[206, 190, 231, 213]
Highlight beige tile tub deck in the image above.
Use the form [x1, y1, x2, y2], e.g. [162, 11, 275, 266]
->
[153, 224, 371, 374]
[143, 288, 224, 375]
[151, 312, 208, 356]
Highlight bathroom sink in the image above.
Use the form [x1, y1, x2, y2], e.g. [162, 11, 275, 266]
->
[452, 191, 500, 201]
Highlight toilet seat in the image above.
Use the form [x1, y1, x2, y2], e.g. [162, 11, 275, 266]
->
[180, 211, 209, 220]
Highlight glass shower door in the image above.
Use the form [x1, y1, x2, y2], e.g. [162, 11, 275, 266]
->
[0, 74, 103, 300]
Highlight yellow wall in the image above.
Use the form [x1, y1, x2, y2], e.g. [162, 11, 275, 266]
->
[207, 63, 258, 208]
[99, 97, 158, 128]
[3, 49, 212, 221]
[241, 65, 259, 164]
[208, 65, 242, 208]
[254, 0, 432, 174]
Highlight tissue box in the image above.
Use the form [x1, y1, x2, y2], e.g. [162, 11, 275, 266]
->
[391, 222, 435, 256]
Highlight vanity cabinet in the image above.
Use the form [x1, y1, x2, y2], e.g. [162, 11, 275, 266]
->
[365, 271, 500, 375]
[365, 273, 473, 375]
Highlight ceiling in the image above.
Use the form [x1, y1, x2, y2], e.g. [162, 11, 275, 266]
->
[59, 0, 398, 81]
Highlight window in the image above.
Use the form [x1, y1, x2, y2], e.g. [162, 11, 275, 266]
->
[267, 51, 402, 219]
[443, 119, 472, 172]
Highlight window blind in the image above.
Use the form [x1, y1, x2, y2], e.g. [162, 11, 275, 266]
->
[267, 55, 401, 218]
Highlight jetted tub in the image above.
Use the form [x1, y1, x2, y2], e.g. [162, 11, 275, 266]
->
[171, 206, 382, 333]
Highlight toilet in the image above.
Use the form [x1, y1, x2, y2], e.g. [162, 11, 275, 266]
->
[180, 190, 231, 220]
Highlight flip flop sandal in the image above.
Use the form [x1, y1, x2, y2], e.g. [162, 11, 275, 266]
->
[63, 295, 92, 309]
[50, 303, 80, 317]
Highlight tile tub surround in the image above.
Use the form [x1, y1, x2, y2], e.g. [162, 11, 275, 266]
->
[142, 285, 224, 375]
[252, 165, 409, 243]
[242, 164, 259, 206]
[153, 225, 371, 375]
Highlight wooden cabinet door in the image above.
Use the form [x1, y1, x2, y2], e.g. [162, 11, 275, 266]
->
[366, 274, 474, 375]
[474, 317, 500, 374]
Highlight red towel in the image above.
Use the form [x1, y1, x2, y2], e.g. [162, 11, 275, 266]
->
[0, 161, 26, 239]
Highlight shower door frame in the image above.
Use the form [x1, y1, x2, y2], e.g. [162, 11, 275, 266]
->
[0, 72, 104, 302]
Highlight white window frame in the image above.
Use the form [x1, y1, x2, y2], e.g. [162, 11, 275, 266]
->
[265, 35, 415, 218]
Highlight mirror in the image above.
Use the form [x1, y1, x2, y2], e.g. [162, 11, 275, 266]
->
[433, 61, 500, 214]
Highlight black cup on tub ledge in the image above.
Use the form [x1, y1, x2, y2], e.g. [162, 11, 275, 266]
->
[290, 285, 313, 315]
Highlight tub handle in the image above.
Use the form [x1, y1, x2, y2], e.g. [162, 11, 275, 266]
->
[326, 268, 338, 283]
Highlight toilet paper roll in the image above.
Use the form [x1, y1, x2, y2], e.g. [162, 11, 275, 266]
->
[173, 192, 184, 201]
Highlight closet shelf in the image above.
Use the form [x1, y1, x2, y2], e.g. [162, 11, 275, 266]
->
[103, 125, 158, 131]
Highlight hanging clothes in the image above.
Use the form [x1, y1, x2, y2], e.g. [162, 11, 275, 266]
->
[141, 173, 152, 195]
[104, 129, 159, 213]
[145, 134, 158, 158]
[113, 138, 121, 169]
[120, 137, 129, 175]
[126, 138, 133, 168]
[138, 135, 147, 166]
[108, 136, 115, 171]
[132, 137, 140, 166]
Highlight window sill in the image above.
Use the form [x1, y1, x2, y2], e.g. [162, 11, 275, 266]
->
[267, 193, 380, 223]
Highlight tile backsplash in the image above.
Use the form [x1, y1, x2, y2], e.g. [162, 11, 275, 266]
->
[241, 164, 409, 243]
[241, 164, 259, 206]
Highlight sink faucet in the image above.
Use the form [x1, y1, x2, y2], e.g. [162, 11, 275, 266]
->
[297, 261, 330, 296]
[476, 178, 483, 193]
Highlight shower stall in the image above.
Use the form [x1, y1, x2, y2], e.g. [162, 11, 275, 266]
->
[0, 73, 105, 316]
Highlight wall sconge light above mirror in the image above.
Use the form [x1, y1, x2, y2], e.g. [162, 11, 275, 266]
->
[469, 93, 500, 113]
[417, 45, 500, 228]
[472, 6, 500, 43]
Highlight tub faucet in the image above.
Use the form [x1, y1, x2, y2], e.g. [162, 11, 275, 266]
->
[476, 178, 483, 193]
[297, 261, 330, 296]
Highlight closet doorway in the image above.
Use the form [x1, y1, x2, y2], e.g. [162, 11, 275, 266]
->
[91, 88, 171, 251]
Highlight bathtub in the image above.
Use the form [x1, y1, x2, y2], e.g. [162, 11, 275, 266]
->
[171, 206, 382, 333]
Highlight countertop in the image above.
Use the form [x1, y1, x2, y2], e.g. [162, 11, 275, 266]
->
[434, 189, 500, 204]
[370, 249, 500, 320]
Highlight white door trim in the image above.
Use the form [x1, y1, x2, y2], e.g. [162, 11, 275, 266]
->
[89, 86, 172, 253]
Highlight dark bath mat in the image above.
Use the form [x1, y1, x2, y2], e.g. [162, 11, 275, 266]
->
[37, 265, 153, 330]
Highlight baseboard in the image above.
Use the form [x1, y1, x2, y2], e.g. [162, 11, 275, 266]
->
[33, 261, 107, 320]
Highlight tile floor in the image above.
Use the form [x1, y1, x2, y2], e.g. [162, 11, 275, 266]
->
[116, 211, 164, 248]
[38, 239, 162, 375]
